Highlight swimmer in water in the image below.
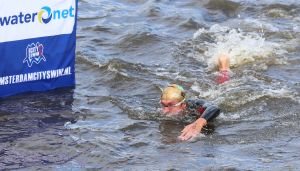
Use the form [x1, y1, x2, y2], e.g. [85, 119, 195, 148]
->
[160, 54, 230, 141]
[160, 84, 220, 141]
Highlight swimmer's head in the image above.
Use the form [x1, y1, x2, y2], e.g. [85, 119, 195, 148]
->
[161, 84, 185, 101]
[160, 84, 186, 115]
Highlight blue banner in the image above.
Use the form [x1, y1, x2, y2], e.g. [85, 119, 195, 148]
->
[0, 0, 77, 97]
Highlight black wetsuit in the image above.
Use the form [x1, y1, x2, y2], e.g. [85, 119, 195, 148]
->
[181, 99, 220, 123]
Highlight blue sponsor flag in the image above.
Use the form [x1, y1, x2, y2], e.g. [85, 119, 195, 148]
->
[0, 0, 78, 97]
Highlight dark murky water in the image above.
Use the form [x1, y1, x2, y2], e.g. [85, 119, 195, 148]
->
[1, 0, 300, 170]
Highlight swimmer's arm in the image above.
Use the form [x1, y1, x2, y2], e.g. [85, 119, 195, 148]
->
[200, 105, 220, 122]
[178, 118, 207, 141]
[179, 105, 220, 141]
[188, 105, 221, 135]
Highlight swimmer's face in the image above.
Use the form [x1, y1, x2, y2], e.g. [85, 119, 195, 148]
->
[160, 99, 186, 116]
[160, 84, 186, 116]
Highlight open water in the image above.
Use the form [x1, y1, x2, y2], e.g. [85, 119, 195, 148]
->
[1, 0, 300, 170]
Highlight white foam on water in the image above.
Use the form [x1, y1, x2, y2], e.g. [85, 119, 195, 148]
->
[263, 86, 299, 102]
[192, 24, 282, 70]
[240, 18, 280, 32]
[190, 74, 299, 117]
[152, 67, 192, 81]
[236, 0, 300, 5]
[64, 120, 104, 131]
[218, 112, 241, 120]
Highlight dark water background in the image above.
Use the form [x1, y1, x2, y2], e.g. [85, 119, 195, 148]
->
[1, 0, 300, 170]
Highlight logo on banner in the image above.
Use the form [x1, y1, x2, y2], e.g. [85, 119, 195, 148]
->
[38, 7, 52, 24]
[0, 6, 75, 27]
[23, 42, 46, 67]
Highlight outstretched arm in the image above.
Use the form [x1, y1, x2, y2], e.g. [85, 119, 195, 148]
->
[178, 105, 220, 141]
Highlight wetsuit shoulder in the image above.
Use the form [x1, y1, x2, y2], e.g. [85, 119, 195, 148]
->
[186, 99, 220, 122]
[186, 99, 205, 108]
[200, 104, 220, 122]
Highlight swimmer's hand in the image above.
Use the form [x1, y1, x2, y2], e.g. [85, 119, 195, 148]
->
[178, 118, 207, 141]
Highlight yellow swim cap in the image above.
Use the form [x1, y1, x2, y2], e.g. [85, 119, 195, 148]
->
[161, 84, 185, 101]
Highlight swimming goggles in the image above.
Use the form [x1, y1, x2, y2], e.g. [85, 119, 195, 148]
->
[160, 97, 186, 107]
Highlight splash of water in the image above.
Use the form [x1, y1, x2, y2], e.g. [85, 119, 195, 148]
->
[192, 24, 283, 70]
